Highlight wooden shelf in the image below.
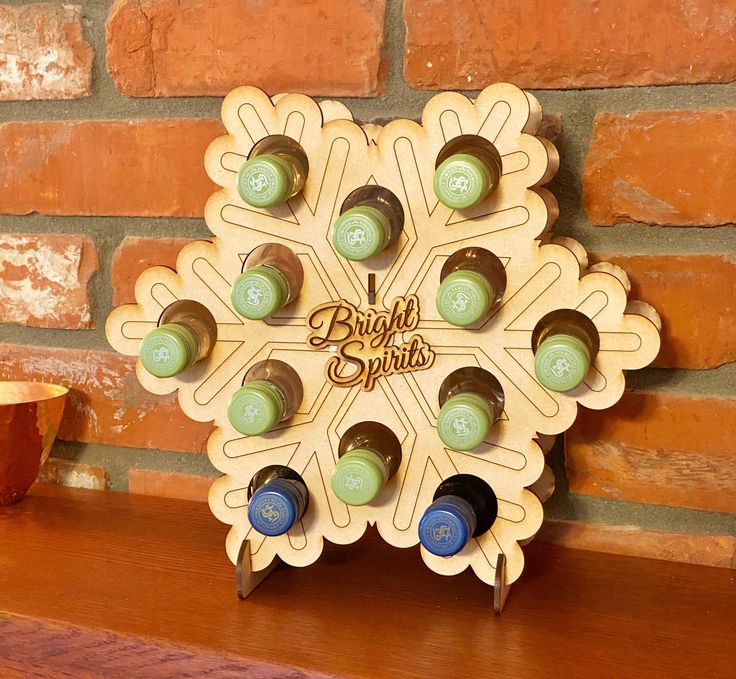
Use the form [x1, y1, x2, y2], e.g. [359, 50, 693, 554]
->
[1, 486, 733, 679]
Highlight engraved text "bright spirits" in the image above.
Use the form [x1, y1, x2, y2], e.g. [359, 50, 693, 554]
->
[306, 295, 435, 391]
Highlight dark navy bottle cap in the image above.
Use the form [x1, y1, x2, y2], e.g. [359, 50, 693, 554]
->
[418, 495, 477, 557]
[248, 478, 306, 537]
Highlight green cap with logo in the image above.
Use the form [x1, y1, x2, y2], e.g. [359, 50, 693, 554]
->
[237, 154, 294, 208]
[437, 392, 493, 451]
[434, 153, 491, 209]
[331, 448, 389, 505]
[534, 334, 591, 393]
[140, 323, 198, 378]
[231, 265, 289, 320]
[437, 270, 493, 327]
[228, 379, 286, 436]
[332, 206, 390, 261]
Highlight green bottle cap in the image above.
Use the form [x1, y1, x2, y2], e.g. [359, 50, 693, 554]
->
[237, 154, 293, 208]
[231, 265, 289, 320]
[534, 334, 591, 393]
[140, 323, 198, 378]
[332, 205, 390, 261]
[228, 379, 286, 436]
[437, 393, 493, 451]
[331, 448, 389, 506]
[436, 270, 493, 327]
[434, 153, 491, 209]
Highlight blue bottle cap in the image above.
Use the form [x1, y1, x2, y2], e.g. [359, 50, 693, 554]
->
[247, 478, 306, 537]
[418, 495, 477, 557]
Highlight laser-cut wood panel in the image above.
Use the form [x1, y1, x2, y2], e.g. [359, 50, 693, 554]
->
[106, 84, 661, 591]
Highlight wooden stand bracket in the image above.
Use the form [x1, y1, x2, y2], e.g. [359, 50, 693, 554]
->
[494, 553, 510, 614]
[236, 540, 280, 601]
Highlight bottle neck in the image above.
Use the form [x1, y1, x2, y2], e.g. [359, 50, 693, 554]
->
[237, 153, 295, 208]
[439, 366, 505, 421]
[247, 475, 308, 537]
[339, 185, 404, 250]
[418, 494, 478, 557]
[248, 464, 305, 496]
[243, 359, 303, 422]
[339, 422, 402, 478]
[159, 300, 218, 362]
[227, 379, 287, 436]
[231, 264, 290, 320]
[532, 310, 599, 358]
[332, 205, 392, 261]
[440, 247, 507, 306]
[139, 322, 200, 378]
[436, 269, 494, 327]
[434, 474, 498, 537]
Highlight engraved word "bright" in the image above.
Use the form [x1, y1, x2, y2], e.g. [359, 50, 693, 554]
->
[306, 295, 435, 391]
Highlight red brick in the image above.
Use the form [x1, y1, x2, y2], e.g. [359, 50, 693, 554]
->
[584, 110, 736, 226]
[404, 1, 736, 90]
[538, 519, 735, 569]
[0, 234, 97, 329]
[106, 0, 387, 97]
[0, 119, 222, 217]
[0, 4, 93, 100]
[0, 344, 214, 453]
[128, 469, 212, 503]
[36, 458, 107, 491]
[593, 253, 736, 369]
[111, 237, 193, 306]
[566, 392, 736, 514]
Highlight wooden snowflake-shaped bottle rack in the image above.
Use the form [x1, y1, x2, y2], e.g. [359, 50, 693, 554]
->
[106, 83, 660, 612]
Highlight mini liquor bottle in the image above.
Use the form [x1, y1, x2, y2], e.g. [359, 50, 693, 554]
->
[236, 134, 308, 208]
[437, 367, 504, 451]
[331, 421, 402, 505]
[332, 186, 404, 261]
[433, 134, 503, 210]
[532, 309, 599, 392]
[436, 247, 507, 327]
[139, 300, 217, 378]
[418, 474, 498, 557]
[247, 465, 309, 537]
[231, 243, 304, 321]
[228, 359, 303, 436]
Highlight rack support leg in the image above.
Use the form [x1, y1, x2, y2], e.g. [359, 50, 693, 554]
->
[236, 539, 280, 600]
[493, 553, 511, 614]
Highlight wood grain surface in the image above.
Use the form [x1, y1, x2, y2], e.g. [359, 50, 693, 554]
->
[1, 486, 733, 679]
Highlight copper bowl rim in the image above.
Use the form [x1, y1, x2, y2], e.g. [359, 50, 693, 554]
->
[0, 381, 69, 406]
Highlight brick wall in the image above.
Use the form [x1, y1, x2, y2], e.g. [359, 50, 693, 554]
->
[1, 1, 733, 567]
